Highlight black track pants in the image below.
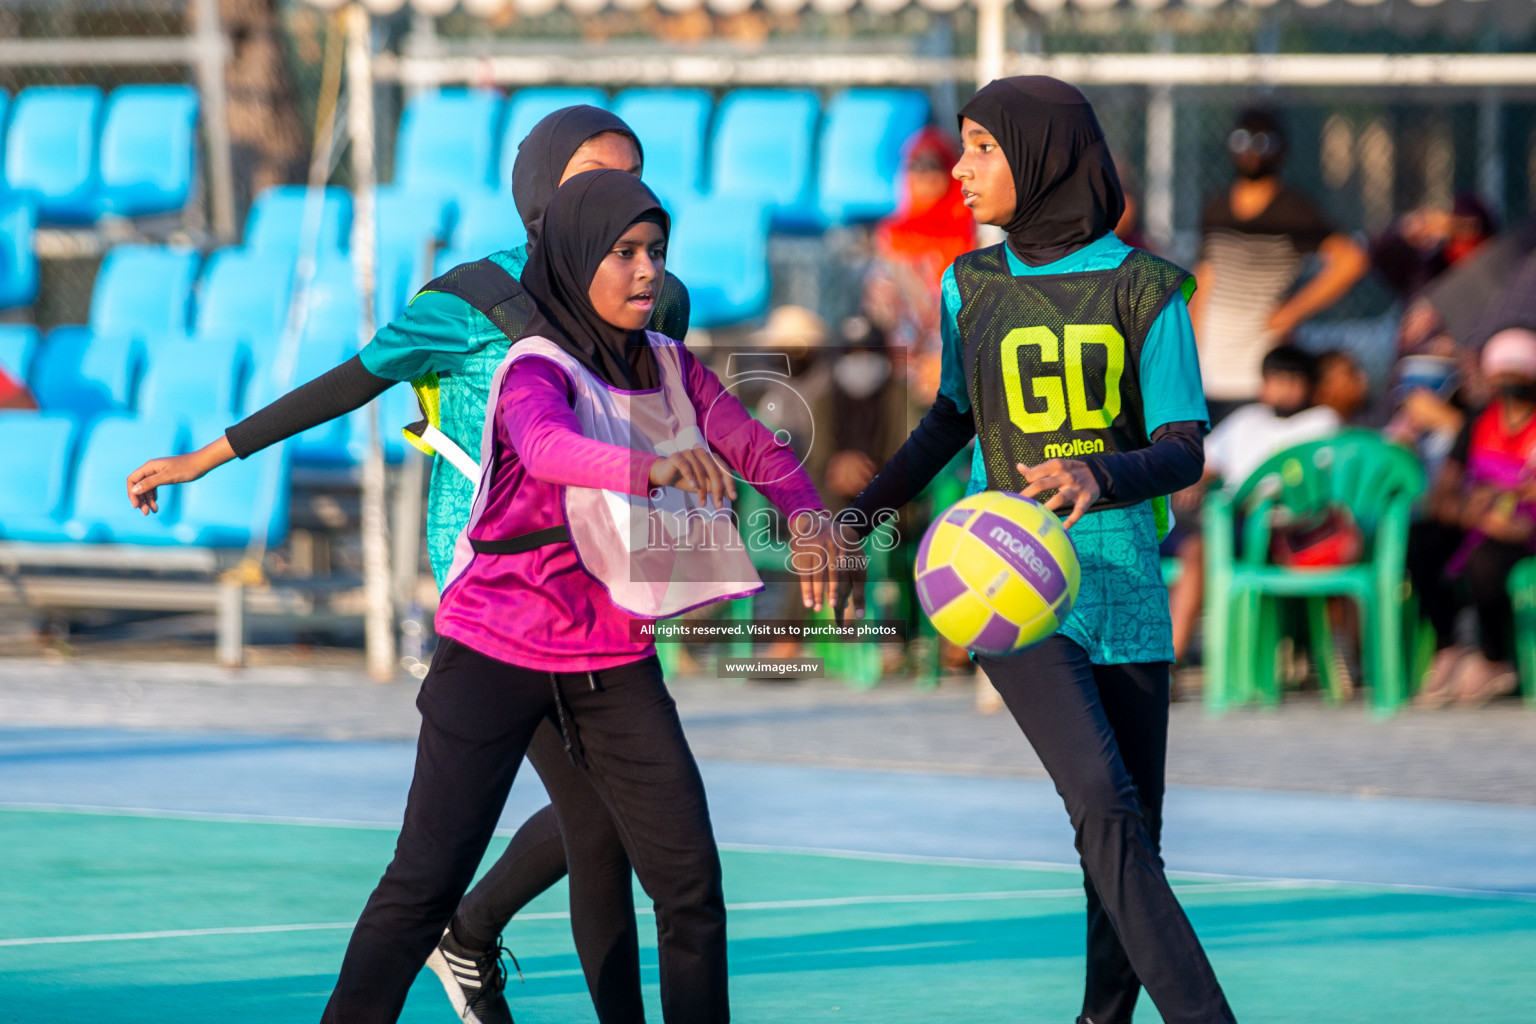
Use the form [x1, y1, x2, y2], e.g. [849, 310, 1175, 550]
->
[453, 721, 645, 1023]
[320, 638, 728, 1024]
[977, 636, 1236, 1024]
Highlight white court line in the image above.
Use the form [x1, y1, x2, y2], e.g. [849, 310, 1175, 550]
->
[5, 802, 1535, 903]
[0, 880, 1335, 948]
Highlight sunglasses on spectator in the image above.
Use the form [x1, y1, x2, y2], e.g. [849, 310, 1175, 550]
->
[1227, 129, 1280, 157]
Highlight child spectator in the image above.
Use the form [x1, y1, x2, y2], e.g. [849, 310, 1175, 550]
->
[1408, 328, 1536, 707]
[1313, 349, 1370, 423]
[1166, 345, 1341, 661]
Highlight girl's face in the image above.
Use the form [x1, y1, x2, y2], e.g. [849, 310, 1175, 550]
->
[560, 132, 642, 186]
[953, 118, 1016, 227]
[589, 220, 666, 331]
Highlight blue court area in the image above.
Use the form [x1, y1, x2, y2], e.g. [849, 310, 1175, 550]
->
[3, 726, 1534, 1021]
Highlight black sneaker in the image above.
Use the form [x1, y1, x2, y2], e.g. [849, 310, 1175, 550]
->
[425, 927, 518, 1024]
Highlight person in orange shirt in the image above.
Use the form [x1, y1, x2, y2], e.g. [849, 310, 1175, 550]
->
[864, 127, 977, 404]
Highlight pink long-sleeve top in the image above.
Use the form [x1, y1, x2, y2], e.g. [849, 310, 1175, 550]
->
[435, 345, 825, 672]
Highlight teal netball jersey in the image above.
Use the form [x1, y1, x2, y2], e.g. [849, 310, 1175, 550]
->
[939, 232, 1208, 665]
[359, 247, 530, 590]
[358, 246, 690, 590]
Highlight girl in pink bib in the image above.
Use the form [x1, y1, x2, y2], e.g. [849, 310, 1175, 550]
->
[321, 170, 830, 1024]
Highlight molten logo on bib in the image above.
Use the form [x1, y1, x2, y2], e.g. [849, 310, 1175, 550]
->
[975, 511, 1066, 605]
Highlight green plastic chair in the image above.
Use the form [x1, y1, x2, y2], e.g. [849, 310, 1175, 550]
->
[1203, 430, 1426, 715]
[1505, 558, 1536, 707]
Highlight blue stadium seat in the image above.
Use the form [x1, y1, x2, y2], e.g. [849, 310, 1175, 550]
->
[432, 246, 479, 277]
[0, 324, 39, 386]
[375, 185, 450, 294]
[90, 245, 200, 344]
[0, 411, 77, 542]
[137, 337, 248, 422]
[613, 88, 712, 202]
[499, 88, 609, 188]
[666, 196, 773, 328]
[0, 194, 38, 309]
[194, 249, 295, 354]
[243, 185, 352, 258]
[97, 85, 199, 217]
[29, 326, 144, 418]
[298, 256, 362, 350]
[817, 89, 930, 225]
[374, 248, 420, 325]
[709, 89, 820, 230]
[64, 413, 187, 543]
[396, 90, 503, 196]
[3, 86, 103, 223]
[449, 190, 526, 257]
[173, 415, 289, 547]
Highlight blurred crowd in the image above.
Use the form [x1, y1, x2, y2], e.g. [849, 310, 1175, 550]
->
[730, 107, 1536, 706]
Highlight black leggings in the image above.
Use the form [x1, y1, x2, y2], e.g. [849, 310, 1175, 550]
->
[1407, 519, 1527, 662]
[977, 636, 1235, 1024]
[320, 639, 728, 1024]
[453, 723, 645, 1024]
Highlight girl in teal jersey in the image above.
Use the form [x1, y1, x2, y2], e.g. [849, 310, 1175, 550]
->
[835, 77, 1238, 1024]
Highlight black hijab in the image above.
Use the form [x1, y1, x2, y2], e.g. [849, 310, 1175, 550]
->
[518, 168, 667, 391]
[958, 76, 1125, 267]
[511, 105, 642, 243]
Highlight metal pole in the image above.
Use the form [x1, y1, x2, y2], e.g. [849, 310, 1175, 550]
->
[191, 0, 237, 242]
[974, 0, 1008, 247]
[1145, 85, 1175, 254]
[975, 0, 1006, 90]
[347, 2, 395, 682]
[1479, 87, 1506, 220]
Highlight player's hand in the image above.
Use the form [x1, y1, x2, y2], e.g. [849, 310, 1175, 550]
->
[789, 512, 838, 612]
[649, 448, 737, 508]
[1017, 458, 1100, 530]
[828, 519, 867, 624]
[126, 437, 235, 515]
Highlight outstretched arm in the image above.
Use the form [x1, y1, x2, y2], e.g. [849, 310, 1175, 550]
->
[126, 289, 479, 514]
[127, 356, 394, 514]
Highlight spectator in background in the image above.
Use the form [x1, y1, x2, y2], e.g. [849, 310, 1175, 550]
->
[1189, 109, 1369, 425]
[1386, 354, 1466, 484]
[1313, 349, 1370, 423]
[1371, 194, 1497, 300]
[1166, 346, 1341, 661]
[1408, 329, 1536, 708]
[744, 308, 911, 661]
[823, 315, 910, 509]
[0, 362, 35, 410]
[865, 127, 976, 405]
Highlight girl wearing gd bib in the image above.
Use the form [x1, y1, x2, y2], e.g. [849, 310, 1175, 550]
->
[322, 169, 831, 1023]
[835, 77, 1236, 1024]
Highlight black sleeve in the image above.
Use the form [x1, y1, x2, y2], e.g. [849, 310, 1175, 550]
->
[840, 392, 977, 539]
[1079, 421, 1206, 507]
[225, 355, 396, 458]
[1449, 415, 1475, 466]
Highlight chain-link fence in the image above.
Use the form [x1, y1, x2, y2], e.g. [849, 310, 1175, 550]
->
[0, 0, 313, 328]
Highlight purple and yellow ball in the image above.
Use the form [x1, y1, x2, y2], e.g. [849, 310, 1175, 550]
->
[914, 491, 1081, 656]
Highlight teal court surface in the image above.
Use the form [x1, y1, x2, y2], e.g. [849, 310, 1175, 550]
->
[2, 726, 1534, 1022]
